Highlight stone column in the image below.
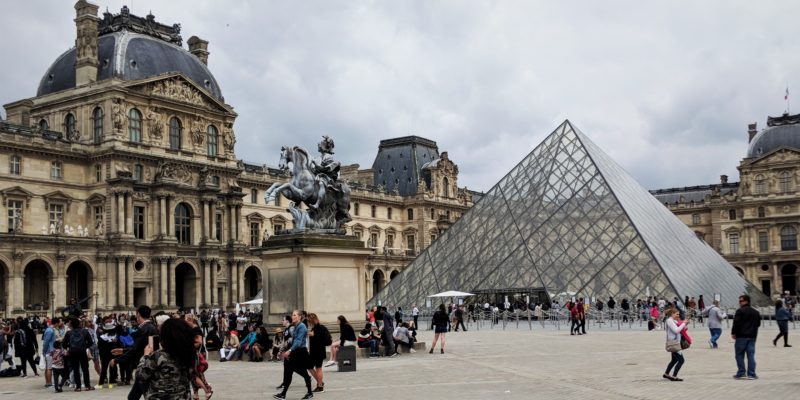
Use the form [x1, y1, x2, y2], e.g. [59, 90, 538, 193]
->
[167, 197, 175, 237]
[126, 257, 134, 307]
[159, 258, 167, 306]
[110, 193, 117, 234]
[228, 260, 236, 306]
[116, 257, 125, 307]
[55, 254, 67, 309]
[167, 258, 175, 307]
[203, 259, 211, 306]
[159, 196, 167, 236]
[125, 192, 133, 235]
[235, 205, 241, 242]
[237, 261, 245, 303]
[106, 256, 116, 307]
[227, 206, 234, 243]
[210, 259, 218, 306]
[202, 201, 210, 240]
[117, 193, 124, 234]
[209, 202, 217, 241]
[773, 263, 781, 296]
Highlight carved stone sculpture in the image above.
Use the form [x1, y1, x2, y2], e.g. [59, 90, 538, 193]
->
[223, 128, 236, 152]
[264, 136, 352, 232]
[112, 99, 126, 136]
[146, 107, 163, 142]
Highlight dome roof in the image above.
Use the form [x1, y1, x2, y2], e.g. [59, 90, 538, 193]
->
[37, 30, 222, 100]
[747, 114, 800, 158]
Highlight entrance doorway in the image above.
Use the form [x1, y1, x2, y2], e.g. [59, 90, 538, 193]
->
[66, 261, 92, 309]
[134, 287, 147, 307]
[24, 260, 51, 310]
[372, 270, 385, 296]
[243, 266, 262, 300]
[175, 263, 197, 309]
[782, 264, 797, 295]
[761, 279, 771, 296]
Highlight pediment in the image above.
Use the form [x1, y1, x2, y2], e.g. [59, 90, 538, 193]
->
[43, 190, 74, 211]
[747, 147, 800, 166]
[0, 186, 34, 208]
[245, 212, 265, 222]
[86, 193, 107, 204]
[270, 215, 288, 223]
[124, 73, 233, 114]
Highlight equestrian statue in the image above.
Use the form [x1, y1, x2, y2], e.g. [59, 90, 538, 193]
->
[264, 136, 352, 232]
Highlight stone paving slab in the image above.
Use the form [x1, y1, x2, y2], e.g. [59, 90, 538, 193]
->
[0, 324, 796, 400]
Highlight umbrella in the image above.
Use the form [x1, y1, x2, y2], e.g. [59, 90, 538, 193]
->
[428, 290, 475, 297]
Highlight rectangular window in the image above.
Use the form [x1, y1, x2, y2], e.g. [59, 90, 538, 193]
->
[758, 231, 769, 252]
[251, 189, 258, 204]
[729, 209, 737, 220]
[7, 200, 22, 233]
[387, 234, 394, 248]
[371, 205, 376, 218]
[387, 207, 393, 220]
[274, 224, 283, 233]
[9, 156, 21, 175]
[250, 222, 260, 247]
[354, 203, 359, 216]
[50, 161, 62, 179]
[95, 164, 102, 182]
[354, 230, 362, 239]
[215, 213, 222, 241]
[134, 164, 143, 182]
[407, 208, 414, 220]
[446, 210, 451, 220]
[691, 214, 701, 225]
[430, 234, 436, 243]
[49, 203, 64, 228]
[370, 233, 378, 248]
[94, 206, 103, 235]
[407, 235, 415, 250]
[729, 232, 740, 254]
[133, 206, 145, 239]
[430, 208, 435, 219]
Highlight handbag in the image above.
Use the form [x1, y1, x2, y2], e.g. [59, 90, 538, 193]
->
[665, 339, 681, 352]
[680, 338, 691, 350]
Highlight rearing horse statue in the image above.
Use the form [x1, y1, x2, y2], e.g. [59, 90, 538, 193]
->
[264, 145, 352, 231]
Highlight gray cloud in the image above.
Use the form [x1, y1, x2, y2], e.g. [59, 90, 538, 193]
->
[2, 0, 799, 191]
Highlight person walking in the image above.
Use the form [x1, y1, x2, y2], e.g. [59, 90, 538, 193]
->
[63, 318, 94, 391]
[306, 313, 330, 393]
[429, 304, 449, 354]
[731, 294, 760, 380]
[663, 308, 687, 381]
[705, 300, 726, 349]
[577, 298, 586, 335]
[274, 310, 313, 400]
[110, 305, 158, 399]
[773, 300, 792, 347]
[12, 318, 38, 378]
[135, 318, 196, 399]
[697, 295, 706, 323]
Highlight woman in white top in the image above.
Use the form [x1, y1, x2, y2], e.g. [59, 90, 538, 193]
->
[664, 308, 687, 381]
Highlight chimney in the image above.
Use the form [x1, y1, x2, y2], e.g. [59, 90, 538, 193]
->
[720, 174, 728, 184]
[188, 36, 209, 65]
[747, 122, 757, 143]
[74, 0, 100, 86]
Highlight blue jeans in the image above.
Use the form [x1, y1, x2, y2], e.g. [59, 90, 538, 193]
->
[709, 328, 722, 348]
[734, 338, 757, 377]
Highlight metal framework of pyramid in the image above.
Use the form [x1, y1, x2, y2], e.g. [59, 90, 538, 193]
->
[369, 120, 767, 308]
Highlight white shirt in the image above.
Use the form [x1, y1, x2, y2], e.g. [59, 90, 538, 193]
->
[236, 316, 247, 330]
[412, 307, 419, 316]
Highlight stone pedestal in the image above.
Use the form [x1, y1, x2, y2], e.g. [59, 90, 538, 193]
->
[256, 233, 371, 326]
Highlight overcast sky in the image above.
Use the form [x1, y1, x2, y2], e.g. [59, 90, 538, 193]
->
[2, 1, 799, 192]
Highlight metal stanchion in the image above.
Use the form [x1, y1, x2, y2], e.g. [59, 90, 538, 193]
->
[528, 309, 532, 330]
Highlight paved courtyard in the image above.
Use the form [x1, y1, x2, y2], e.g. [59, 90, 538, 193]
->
[1, 322, 797, 400]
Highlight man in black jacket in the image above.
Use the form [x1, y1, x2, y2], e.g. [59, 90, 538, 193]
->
[731, 295, 761, 379]
[110, 306, 158, 400]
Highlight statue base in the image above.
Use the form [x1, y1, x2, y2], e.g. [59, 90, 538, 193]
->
[256, 233, 371, 326]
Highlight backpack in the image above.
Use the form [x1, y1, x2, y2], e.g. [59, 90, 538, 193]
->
[68, 330, 88, 356]
[320, 326, 332, 346]
[119, 334, 134, 347]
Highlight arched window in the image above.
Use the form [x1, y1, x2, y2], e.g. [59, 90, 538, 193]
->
[64, 113, 76, 136]
[169, 117, 182, 150]
[175, 203, 192, 245]
[92, 107, 103, 144]
[755, 174, 766, 194]
[781, 225, 797, 251]
[443, 177, 450, 197]
[9, 155, 21, 175]
[128, 108, 142, 142]
[207, 125, 218, 156]
[38, 119, 49, 131]
[780, 171, 792, 193]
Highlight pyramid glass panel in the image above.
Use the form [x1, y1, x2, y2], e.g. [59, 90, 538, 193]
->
[369, 121, 769, 309]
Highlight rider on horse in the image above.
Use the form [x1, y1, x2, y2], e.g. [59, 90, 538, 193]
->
[310, 135, 341, 210]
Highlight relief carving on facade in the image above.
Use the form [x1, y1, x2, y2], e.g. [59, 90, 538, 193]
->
[112, 99, 126, 137]
[190, 117, 205, 147]
[76, 26, 98, 59]
[150, 78, 208, 107]
[146, 107, 164, 143]
[223, 127, 236, 152]
[154, 161, 192, 184]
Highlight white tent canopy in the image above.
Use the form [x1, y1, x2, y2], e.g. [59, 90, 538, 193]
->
[428, 290, 474, 297]
[241, 298, 263, 305]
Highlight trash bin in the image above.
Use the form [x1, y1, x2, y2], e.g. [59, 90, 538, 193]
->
[338, 345, 356, 372]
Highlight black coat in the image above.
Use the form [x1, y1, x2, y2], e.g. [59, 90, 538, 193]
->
[731, 305, 761, 339]
[115, 321, 157, 366]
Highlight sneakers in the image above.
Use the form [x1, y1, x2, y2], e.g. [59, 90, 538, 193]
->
[409, 348, 417, 353]
[389, 352, 399, 358]
[301, 393, 314, 399]
[747, 375, 759, 380]
[313, 385, 324, 393]
[709, 340, 714, 349]
[273, 393, 286, 400]
[732, 374, 746, 380]
[323, 361, 336, 367]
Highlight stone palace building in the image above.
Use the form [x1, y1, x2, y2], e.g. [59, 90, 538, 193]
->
[652, 113, 800, 298]
[0, 2, 473, 316]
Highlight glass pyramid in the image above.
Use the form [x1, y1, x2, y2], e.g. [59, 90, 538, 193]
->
[369, 121, 768, 308]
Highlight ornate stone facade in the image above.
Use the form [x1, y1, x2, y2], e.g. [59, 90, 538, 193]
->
[652, 114, 800, 298]
[0, 2, 473, 316]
